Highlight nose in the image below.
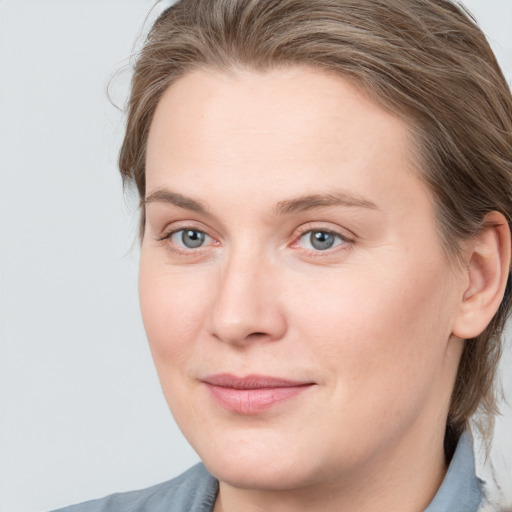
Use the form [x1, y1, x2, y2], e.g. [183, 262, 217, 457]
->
[206, 250, 288, 346]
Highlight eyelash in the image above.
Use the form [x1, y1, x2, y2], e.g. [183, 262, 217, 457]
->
[157, 225, 353, 257]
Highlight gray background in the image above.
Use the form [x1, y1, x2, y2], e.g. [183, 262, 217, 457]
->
[0, 1, 511, 511]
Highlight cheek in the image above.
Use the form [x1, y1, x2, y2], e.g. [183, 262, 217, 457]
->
[294, 259, 457, 404]
[138, 259, 212, 371]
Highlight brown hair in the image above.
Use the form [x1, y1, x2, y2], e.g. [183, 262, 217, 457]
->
[119, 0, 512, 444]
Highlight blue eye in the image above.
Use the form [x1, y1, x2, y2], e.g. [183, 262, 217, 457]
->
[299, 230, 344, 251]
[170, 229, 211, 249]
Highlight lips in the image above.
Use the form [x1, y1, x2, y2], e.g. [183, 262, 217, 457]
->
[201, 373, 314, 414]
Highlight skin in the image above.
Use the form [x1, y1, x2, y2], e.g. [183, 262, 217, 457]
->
[139, 66, 505, 512]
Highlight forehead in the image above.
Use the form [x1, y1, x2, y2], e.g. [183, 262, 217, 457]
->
[147, 65, 414, 165]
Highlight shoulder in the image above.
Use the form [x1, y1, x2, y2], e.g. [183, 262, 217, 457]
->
[50, 463, 218, 512]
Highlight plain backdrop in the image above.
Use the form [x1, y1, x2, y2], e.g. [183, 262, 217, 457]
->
[0, 1, 511, 511]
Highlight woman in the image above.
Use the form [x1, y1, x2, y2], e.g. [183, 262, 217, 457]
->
[54, 0, 512, 510]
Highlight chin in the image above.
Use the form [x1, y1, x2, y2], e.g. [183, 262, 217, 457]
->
[192, 430, 337, 492]
[205, 455, 319, 492]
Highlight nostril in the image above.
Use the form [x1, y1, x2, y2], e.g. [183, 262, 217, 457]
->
[246, 332, 268, 340]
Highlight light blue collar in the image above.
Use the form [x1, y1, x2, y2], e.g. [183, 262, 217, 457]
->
[425, 431, 484, 512]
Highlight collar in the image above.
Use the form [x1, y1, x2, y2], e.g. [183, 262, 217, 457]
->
[425, 431, 484, 512]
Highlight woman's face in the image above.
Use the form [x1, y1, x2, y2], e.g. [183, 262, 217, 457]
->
[140, 66, 465, 491]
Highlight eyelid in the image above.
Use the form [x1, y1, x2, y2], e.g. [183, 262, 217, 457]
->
[156, 220, 214, 241]
[293, 223, 355, 242]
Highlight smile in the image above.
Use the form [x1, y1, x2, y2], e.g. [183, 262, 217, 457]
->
[201, 374, 315, 414]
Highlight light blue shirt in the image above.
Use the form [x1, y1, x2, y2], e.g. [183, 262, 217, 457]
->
[51, 431, 484, 512]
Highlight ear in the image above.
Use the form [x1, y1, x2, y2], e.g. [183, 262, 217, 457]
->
[452, 211, 511, 340]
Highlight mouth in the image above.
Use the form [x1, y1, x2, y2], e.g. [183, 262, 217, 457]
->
[201, 373, 315, 414]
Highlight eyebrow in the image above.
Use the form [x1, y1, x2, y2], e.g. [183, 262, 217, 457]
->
[144, 188, 378, 216]
[144, 189, 209, 215]
[274, 191, 378, 215]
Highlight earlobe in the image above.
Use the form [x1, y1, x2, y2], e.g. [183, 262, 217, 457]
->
[452, 211, 511, 340]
